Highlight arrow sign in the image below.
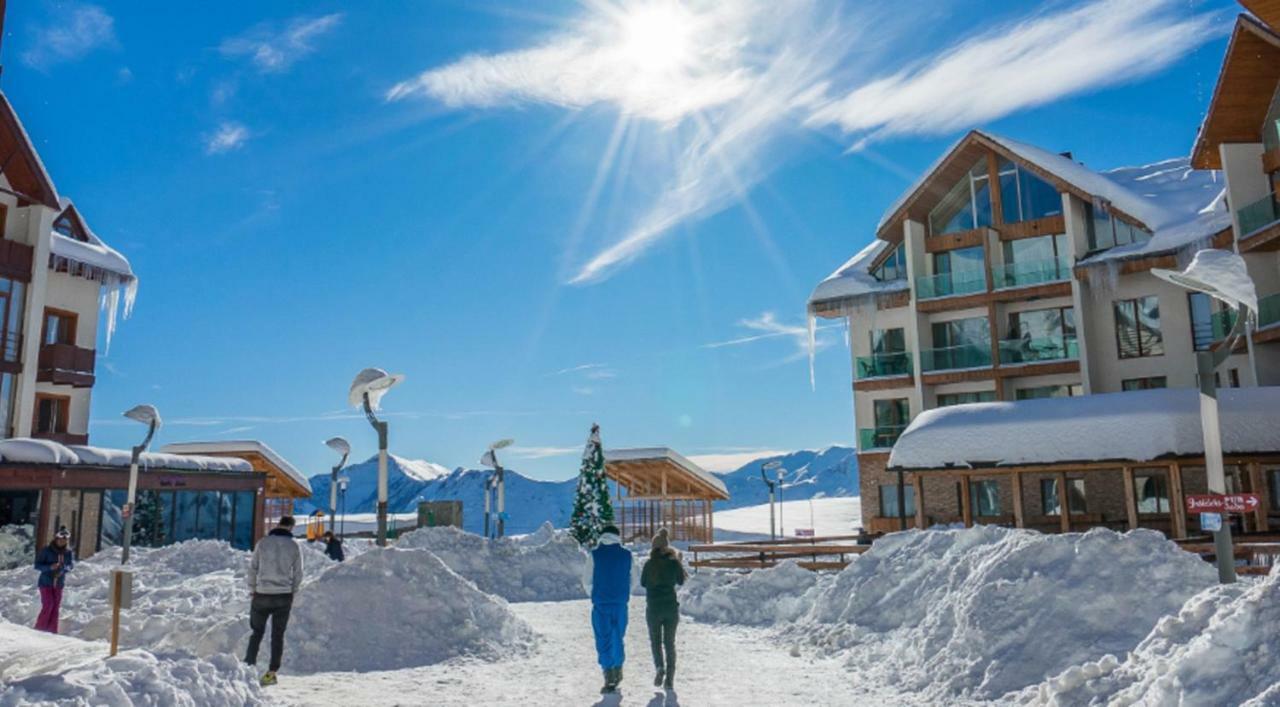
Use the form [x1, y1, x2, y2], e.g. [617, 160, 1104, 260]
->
[1185, 493, 1262, 514]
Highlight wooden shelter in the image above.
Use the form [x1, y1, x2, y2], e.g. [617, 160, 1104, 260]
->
[604, 448, 729, 544]
[162, 440, 311, 534]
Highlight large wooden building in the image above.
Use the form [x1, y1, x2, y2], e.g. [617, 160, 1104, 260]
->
[605, 448, 729, 544]
[162, 440, 312, 534]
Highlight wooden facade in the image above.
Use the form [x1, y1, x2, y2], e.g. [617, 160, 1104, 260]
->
[605, 448, 729, 544]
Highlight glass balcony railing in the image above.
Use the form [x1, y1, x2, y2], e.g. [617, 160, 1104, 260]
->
[1238, 193, 1280, 238]
[998, 336, 1079, 365]
[916, 270, 987, 300]
[920, 344, 993, 372]
[1210, 308, 1239, 340]
[859, 425, 906, 451]
[1259, 293, 1280, 330]
[855, 352, 913, 379]
[993, 256, 1072, 290]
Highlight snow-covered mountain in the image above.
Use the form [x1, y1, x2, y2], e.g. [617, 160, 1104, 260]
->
[299, 446, 857, 534]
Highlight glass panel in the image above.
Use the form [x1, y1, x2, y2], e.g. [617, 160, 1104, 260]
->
[970, 480, 1001, 516]
[1041, 479, 1061, 516]
[172, 491, 200, 542]
[196, 492, 219, 538]
[1238, 192, 1280, 237]
[133, 490, 171, 548]
[1002, 307, 1076, 363]
[100, 489, 126, 548]
[879, 484, 916, 518]
[1116, 297, 1163, 358]
[871, 328, 905, 354]
[218, 493, 234, 542]
[972, 174, 993, 229]
[1137, 296, 1163, 356]
[1265, 85, 1280, 152]
[858, 329, 911, 378]
[1136, 474, 1169, 514]
[926, 317, 992, 370]
[233, 492, 256, 550]
[937, 391, 997, 407]
[1016, 385, 1078, 400]
[0, 490, 41, 570]
[1122, 377, 1167, 391]
[929, 161, 991, 236]
[1018, 169, 1062, 221]
[1068, 479, 1087, 514]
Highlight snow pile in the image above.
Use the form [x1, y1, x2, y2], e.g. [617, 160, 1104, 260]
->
[1030, 566, 1280, 706]
[796, 527, 1217, 702]
[0, 620, 265, 707]
[682, 561, 832, 626]
[396, 522, 588, 602]
[0, 524, 34, 571]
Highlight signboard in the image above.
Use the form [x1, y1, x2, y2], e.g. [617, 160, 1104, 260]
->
[121, 503, 133, 519]
[794, 528, 815, 537]
[1185, 493, 1262, 514]
[1200, 512, 1223, 532]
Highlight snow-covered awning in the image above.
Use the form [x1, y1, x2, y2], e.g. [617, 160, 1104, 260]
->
[0, 438, 253, 473]
[606, 447, 729, 499]
[161, 440, 312, 495]
[51, 199, 137, 349]
[888, 387, 1280, 470]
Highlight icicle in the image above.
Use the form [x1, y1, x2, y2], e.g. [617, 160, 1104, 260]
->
[101, 286, 120, 353]
[123, 278, 139, 318]
[807, 311, 817, 391]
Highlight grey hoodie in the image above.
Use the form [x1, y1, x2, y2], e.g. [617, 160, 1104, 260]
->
[248, 528, 303, 595]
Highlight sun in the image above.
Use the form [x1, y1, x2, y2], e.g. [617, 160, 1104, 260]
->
[616, 1, 697, 76]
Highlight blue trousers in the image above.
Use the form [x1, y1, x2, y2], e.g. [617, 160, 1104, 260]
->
[591, 602, 628, 669]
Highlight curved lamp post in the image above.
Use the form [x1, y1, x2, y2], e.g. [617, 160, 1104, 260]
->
[120, 404, 161, 565]
[337, 475, 350, 537]
[762, 461, 782, 541]
[324, 437, 351, 535]
[481, 439, 514, 538]
[1153, 249, 1257, 585]
[349, 368, 405, 547]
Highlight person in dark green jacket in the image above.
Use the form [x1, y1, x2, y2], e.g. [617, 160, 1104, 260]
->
[640, 527, 685, 690]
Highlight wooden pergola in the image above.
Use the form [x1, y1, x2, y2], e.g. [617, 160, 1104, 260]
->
[605, 448, 729, 545]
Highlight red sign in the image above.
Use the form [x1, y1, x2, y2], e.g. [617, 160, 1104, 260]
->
[1185, 494, 1262, 514]
[121, 503, 133, 519]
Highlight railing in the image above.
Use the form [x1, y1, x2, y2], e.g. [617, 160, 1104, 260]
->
[1238, 193, 1280, 238]
[993, 256, 1072, 290]
[36, 343, 96, 387]
[858, 425, 906, 450]
[920, 343, 993, 372]
[1260, 293, 1280, 329]
[855, 352, 912, 378]
[916, 270, 987, 300]
[998, 336, 1079, 365]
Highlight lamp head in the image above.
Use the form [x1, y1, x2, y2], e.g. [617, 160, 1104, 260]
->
[1151, 249, 1258, 316]
[325, 437, 351, 457]
[762, 460, 782, 471]
[348, 368, 405, 410]
[488, 438, 515, 451]
[123, 404, 161, 428]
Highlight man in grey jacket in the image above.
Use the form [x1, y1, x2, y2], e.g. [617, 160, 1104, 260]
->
[245, 516, 303, 686]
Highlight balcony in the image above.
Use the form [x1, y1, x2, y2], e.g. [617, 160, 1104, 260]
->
[1260, 293, 1280, 330]
[920, 343, 993, 372]
[37, 343, 96, 388]
[1238, 193, 1279, 239]
[855, 352, 912, 379]
[916, 270, 987, 300]
[993, 256, 1072, 290]
[859, 425, 906, 451]
[999, 337, 1079, 365]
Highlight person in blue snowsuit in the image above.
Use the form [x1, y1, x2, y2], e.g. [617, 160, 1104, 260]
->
[582, 524, 632, 694]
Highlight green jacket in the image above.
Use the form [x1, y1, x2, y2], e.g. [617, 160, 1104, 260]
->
[640, 548, 686, 608]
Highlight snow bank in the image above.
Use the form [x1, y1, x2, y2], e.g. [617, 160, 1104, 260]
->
[397, 522, 588, 602]
[1030, 566, 1280, 706]
[0, 621, 265, 707]
[0, 524, 33, 571]
[797, 527, 1217, 701]
[682, 561, 831, 626]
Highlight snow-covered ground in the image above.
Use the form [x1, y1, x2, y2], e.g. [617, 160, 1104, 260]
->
[713, 497, 862, 540]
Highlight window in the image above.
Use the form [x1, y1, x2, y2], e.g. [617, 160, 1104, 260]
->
[928, 246, 987, 297]
[880, 484, 916, 518]
[998, 160, 1062, 224]
[1229, 368, 1241, 388]
[937, 391, 997, 407]
[1114, 296, 1163, 359]
[51, 211, 89, 243]
[1003, 307, 1076, 363]
[1041, 477, 1087, 516]
[1087, 204, 1152, 252]
[1122, 377, 1167, 391]
[999, 234, 1071, 288]
[0, 276, 25, 364]
[1016, 384, 1082, 400]
[42, 309, 77, 346]
[969, 480, 1001, 517]
[929, 160, 993, 236]
[873, 245, 906, 282]
[33, 395, 69, 435]
[1135, 472, 1169, 514]
[1265, 84, 1280, 153]
[871, 398, 910, 447]
[931, 316, 992, 369]
[862, 328, 910, 378]
[870, 328, 905, 355]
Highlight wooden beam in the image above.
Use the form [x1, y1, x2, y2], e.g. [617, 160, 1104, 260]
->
[960, 474, 973, 528]
[912, 473, 925, 530]
[1249, 462, 1269, 533]
[1169, 462, 1187, 540]
[1122, 466, 1138, 531]
[1011, 471, 1024, 528]
[1058, 472, 1071, 533]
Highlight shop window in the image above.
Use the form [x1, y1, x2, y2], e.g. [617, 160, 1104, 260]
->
[879, 484, 916, 518]
[969, 480, 1001, 517]
[1042, 477, 1087, 516]
[1136, 473, 1169, 514]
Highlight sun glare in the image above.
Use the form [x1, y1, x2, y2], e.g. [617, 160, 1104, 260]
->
[617, 2, 696, 75]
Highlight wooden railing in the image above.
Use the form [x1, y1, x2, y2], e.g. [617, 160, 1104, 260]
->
[37, 343, 95, 387]
[1177, 537, 1280, 576]
[689, 535, 870, 571]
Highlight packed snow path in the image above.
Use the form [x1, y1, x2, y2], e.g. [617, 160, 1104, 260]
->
[274, 596, 890, 706]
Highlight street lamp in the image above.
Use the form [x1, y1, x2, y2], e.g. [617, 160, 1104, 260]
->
[324, 437, 351, 534]
[481, 439, 514, 538]
[337, 475, 350, 537]
[762, 461, 782, 541]
[120, 404, 160, 564]
[1153, 248, 1257, 585]
[348, 368, 405, 547]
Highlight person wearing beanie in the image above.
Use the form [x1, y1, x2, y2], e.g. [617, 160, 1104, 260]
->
[640, 527, 686, 690]
[33, 527, 74, 633]
[581, 523, 632, 694]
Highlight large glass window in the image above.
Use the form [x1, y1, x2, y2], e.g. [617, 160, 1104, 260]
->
[34, 395, 70, 435]
[871, 398, 910, 448]
[969, 480, 1001, 517]
[937, 391, 997, 407]
[1136, 472, 1169, 514]
[172, 491, 200, 542]
[879, 484, 916, 518]
[1041, 478, 1087, 516]
[1003, 307, 1076, 363]
[1122, 377, 1167, 391]
[1115, 296, 1163, 359]
[871, 328, 905, 355]
[0, 277, 25, 364]
[862, 328, 910, 378]
[873, 245, 906, 282]
[42, 310, 77, 346]
[1088, 204, 1153, 252]
[233, 491, 256, 550]
[1264, 84, 1280, 153]
[925, 246, 987, 298]
[1016, 384, 1083, 400]
[929, 160, 993, 236]
[998, 160, 1062, 223]
[931, 316, 992, 369]
[0, 490, 40, 570]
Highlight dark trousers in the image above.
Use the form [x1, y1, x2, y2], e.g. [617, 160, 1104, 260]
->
[245, 593, 293, 672]
[646, 604, 678, 678]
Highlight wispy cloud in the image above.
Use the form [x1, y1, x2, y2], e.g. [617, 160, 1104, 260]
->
[547, 363, 610, 377]
[220, 13, 344, 73]
[22, 3, 117, 69]
[204, 122, 250, 155]
[391, 0, 1217, 284]
[509, 445, 580, 460]
[702, 311, 840, 361]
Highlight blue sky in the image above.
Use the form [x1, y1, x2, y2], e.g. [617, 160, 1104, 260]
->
[4, 0, 1237, 480]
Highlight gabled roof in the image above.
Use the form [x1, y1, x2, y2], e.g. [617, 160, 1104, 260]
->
[50, 198, 134, 283]
[0, 93, 58, 209]
[807, 239, 908, 313]
[162, 440, 311, 496]
[605, 447, 729, 499]
[1190, 14, 1280, 169]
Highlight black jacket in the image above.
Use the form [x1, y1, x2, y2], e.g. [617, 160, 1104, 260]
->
[640, 548, 686, 608]
[324, 537, 345, 562]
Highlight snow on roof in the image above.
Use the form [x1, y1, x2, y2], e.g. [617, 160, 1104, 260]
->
[0, 438, 253, 472]
[605, 447, 730, 497]
[807, 239, 908, 309]
[160, 440, 310, 492]
[888, 387, 1280, 470]
[51, 199, 135, 282]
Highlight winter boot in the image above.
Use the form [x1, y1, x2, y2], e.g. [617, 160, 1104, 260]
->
[654, 668, 665, 687]
[663, 669, 674, 691]
[615, 665, 623, 688]
[600, 668, 615, 694]
[259, 672, 277, 687]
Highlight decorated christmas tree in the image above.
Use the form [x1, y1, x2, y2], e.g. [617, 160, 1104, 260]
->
[569, 423, 614, 546]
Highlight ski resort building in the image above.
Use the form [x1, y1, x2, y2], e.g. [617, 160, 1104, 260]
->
[808, 122, 1279, 537]
[161, 440, 312, 533]
[605, 448, 729, 544]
